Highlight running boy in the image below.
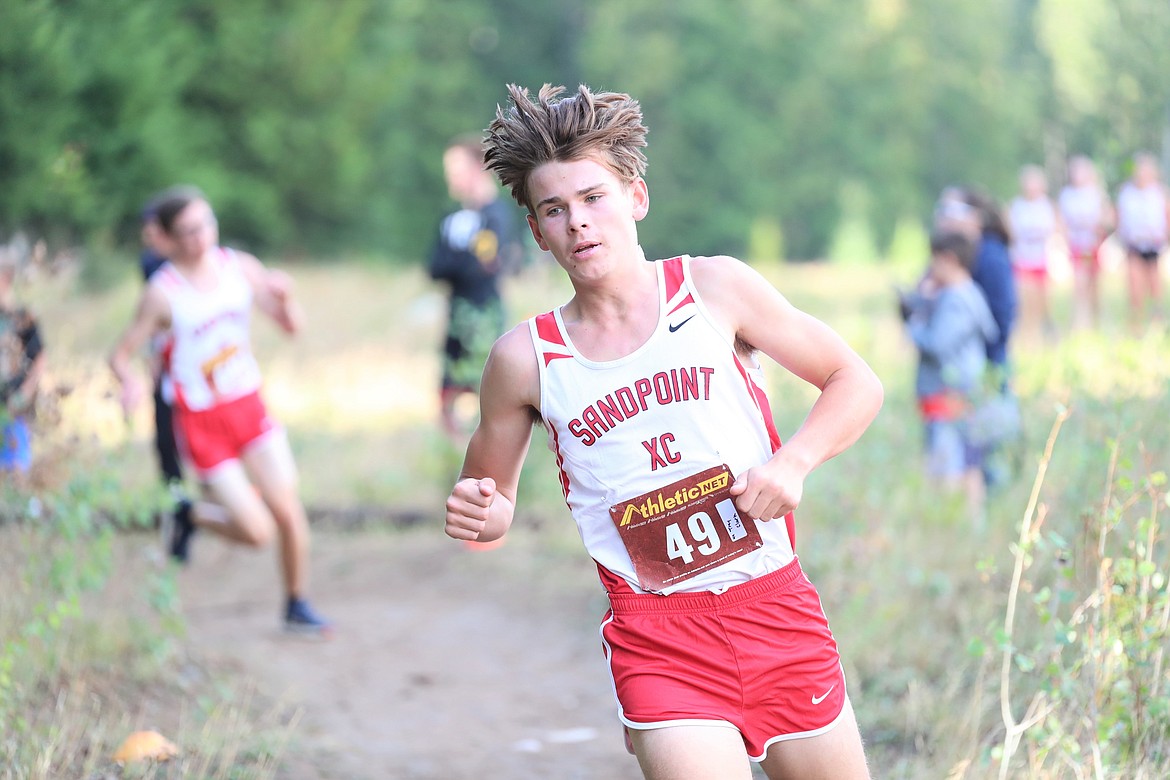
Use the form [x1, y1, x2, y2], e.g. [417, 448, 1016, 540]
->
[444, 84, 881, 779]
[110, 187, 330, 635]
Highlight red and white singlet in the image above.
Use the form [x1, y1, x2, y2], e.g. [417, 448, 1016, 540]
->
[529, 256, 797, 596]
[152, 248, 263, 412]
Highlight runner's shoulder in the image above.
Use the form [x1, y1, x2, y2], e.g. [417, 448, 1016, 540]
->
[687, 254, 766, 297]
[484, 322, 539, 390]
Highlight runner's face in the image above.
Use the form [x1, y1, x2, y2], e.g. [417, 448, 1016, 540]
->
[169, 199, 218, 261]
[525, 157, 648, 280]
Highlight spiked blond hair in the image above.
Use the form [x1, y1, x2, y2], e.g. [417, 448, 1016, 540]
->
[483, 84, 648, 212]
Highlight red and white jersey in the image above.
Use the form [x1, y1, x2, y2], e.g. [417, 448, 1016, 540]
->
[151, 247, 262, 411]
[529, 255, 796, 595]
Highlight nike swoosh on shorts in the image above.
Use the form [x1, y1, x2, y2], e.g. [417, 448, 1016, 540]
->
[811, 684, 836, 705]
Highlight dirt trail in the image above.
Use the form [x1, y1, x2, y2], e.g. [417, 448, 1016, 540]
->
[178, 524, 644, 780]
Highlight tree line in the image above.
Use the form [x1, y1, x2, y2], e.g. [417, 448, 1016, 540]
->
[1, 0, 1167, 267]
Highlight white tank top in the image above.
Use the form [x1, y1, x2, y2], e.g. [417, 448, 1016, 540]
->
[1009, 196, 1056, 269]
[1058, 185, 1104, 254]
[1117, 182, 1168, 251]
[152, 248, 263, 411]
[529, 256, 796, 595]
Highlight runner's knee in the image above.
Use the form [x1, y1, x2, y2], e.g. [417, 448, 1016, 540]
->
[232, 507, 276, 547]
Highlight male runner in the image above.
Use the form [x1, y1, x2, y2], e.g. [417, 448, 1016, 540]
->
[444, 84, 882, 779]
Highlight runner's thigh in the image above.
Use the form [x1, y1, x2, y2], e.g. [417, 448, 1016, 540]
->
[240, 431, 299, 506]
[203, 459, 274, 537]
[629, 724, 754, 780]
[758, 697, 870, 780]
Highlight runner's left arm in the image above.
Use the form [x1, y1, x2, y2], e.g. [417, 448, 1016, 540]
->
[239, 252, 304, 335]
[691, 255, 884, 523]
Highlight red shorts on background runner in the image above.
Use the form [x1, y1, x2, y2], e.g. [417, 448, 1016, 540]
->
[174, 391, 278, 478]
[1069, 247, 1102, 273]
[600, 558, 847, 761]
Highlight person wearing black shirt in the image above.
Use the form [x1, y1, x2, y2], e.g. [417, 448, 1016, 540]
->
[428, 135, 522, 440]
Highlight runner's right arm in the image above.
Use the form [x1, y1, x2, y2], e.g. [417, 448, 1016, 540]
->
[109, 285, 170, 417]
[444, 324, 540, 543]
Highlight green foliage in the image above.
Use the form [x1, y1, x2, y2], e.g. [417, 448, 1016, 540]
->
[1038, 0, 1170, 183]
[2, 1, 1169, 262]
[827, 181, 881, 264]
[983, 439, 1170, 776]
[746, 216, 785, 264]
[0, 471, 170, 769]
[886, 214, 931, 282]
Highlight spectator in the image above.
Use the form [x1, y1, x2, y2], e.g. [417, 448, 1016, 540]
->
[900, 230, 998, 520]
[1058, 155, 1114, 331]
[1007, 165, 1058, 345]
[428, 134, 523, 441]
[1116, 152, 1169, 330]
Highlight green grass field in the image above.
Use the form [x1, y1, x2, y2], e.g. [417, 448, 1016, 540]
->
[3, 254, 1168, 778]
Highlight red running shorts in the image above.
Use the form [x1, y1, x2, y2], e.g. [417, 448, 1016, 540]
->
[600, 557, 849, 761]
[174, 391, 278, 478]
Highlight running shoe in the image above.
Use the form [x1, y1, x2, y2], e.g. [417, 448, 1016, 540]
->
[284, 597, 333, 637]
[169, 499, 196, 563]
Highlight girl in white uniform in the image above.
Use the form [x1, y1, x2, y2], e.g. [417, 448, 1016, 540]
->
[1116, 153, 1169, 329]
[1008, 165, 1058, 344]
[1058, 155, 1112, 330]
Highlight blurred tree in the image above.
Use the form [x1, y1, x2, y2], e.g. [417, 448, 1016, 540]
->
[0, 0, 1167, 264]
[0, 0, 198, 246]
[1037, 0, 1170, 187]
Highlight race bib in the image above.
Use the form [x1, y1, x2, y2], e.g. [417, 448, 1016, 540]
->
[609, 464, 763, 593]
[200, 344, 259, 398]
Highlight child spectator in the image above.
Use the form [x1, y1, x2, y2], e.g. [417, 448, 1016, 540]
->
[901, 231, 999, 519]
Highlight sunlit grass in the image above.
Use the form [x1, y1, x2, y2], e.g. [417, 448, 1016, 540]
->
[11, 253, 1170, 778]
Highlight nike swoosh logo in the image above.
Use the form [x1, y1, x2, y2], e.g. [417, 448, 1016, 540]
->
[668, 315, 695, 333]
[811, 685, 836, 705]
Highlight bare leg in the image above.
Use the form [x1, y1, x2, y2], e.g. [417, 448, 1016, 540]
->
[759, 698, 871, 780]
[1037, 279, 1056, 343]
[440, 387, 477, 443]
[964, 467, 987, 528]
[196, 464, 276, 547]
[1127, 254, 1146, 332]
[1016, 277, 1047, 347]
[1072, 266, 1098, 331]
[241, 432, 309, 598]
[1146, 259, 1163, 320]
[628, 723, 754, 780]
[439, 387, 461, 440]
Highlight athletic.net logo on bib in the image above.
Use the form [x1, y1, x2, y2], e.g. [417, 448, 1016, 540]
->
[609, 464, 763, 593]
